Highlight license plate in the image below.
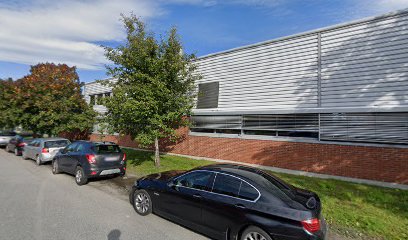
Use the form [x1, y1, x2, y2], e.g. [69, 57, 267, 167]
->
[100, 169, 120, 175]
[105, 156, 118, 161]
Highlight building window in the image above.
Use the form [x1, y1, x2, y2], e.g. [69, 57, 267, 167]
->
[96, 94, 104, 105]
[320, 112, 408, 144]
[243, 114, 319, 138]
[197, 82, 219, 109]
[191, 115, 242, 130]
[90, 95, 95, 106]
[190, 114, 319, 139]
[191, 112, 408, 144]
[89, 92, 112, 106]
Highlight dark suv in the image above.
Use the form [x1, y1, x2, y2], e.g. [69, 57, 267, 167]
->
[52, 141, 126, 185]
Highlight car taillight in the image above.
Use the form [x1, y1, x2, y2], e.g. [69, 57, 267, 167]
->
[42, 148, 49, 153]
[123, 153, 126, 161]
[86, 154, 96, 164]
[301, 218, 320, 233]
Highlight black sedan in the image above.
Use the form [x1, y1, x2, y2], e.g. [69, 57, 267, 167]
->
[130, 164, 327, 240]
[52, 141, 126, 185]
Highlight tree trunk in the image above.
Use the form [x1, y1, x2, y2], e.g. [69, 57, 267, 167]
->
[154, 137, 160, 167]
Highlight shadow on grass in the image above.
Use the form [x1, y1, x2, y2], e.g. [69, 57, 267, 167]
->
[125, 149, 156, 167]
[274, 172, 408, 226]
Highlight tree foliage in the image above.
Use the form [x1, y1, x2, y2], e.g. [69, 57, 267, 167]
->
[16, 63, 96, 136]
[102, 14, 200, 167]
[0, 78, 19, 129]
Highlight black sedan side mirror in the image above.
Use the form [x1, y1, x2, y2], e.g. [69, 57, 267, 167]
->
[167, 180, 178, 191]
[167, 180, 175, 188]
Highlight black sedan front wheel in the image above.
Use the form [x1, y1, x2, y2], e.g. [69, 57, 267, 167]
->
[241, 226, 272, 240]
[52, 160, 60, 174]
[133, 189, 152, 216]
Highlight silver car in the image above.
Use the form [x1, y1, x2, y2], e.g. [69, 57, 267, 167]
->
[0, 131, 16, 147]
[22, 138, 71, 165]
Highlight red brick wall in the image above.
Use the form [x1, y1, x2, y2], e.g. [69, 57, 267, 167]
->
[90, 128, 408, 184]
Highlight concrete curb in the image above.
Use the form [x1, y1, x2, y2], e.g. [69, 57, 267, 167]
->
[122, 147, 408, 190]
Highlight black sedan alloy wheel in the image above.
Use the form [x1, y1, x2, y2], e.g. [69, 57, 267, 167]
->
[133, 190, 152, 216]
[241, 226, 272, 240]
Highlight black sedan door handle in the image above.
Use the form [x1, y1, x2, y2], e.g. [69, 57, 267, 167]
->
[235, 204, 246, 209]
[193, 194, 202, 199]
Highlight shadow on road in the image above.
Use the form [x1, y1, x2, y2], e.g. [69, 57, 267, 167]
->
[107, 229, 121, 240]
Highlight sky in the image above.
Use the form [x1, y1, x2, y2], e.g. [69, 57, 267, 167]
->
[1, 0, 408, 83]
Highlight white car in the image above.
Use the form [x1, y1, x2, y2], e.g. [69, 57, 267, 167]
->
[22, 138, 71, 165]
[0, 131, 16, 147]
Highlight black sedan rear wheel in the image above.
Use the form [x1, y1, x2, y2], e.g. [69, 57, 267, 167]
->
[75, 166, 88, 186]
[133, 189, 152, 216]
[241, 226, 272, 240]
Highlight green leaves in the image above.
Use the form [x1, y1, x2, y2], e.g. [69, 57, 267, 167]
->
[0, 78, 18, 130]
[101, 14, 201, 166]
[10, 63, 96, 136]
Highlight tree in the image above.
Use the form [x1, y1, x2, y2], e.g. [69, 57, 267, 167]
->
[0, 78, 18, 130]
[102, 14, 200, 167]
[16, 63, 96, 136]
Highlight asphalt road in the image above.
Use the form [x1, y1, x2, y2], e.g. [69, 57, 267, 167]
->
[0, 149, 208, 240]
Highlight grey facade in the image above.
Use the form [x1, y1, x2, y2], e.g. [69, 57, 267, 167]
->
[84, 9, 408, 145]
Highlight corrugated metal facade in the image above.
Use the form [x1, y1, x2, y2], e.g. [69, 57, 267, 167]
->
[195, 10, 408, 112]
[83, 10, 408, 144]
[320, 13, 408, 108]
[197, 35, 319, 110]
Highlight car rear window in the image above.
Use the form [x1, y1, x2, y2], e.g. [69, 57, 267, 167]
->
[93, 144, 121, 154]
[45, 140, 70, 148]
[238, 181, 259, 201]
[212, 174, 241, 198]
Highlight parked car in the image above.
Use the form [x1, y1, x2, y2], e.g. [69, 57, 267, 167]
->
[0, 130, 16, 147]
[52, 141, 126, 185]
[5, 135, 33, 156]
[22, 138, 70, 165]
[130, 164, 327, 240]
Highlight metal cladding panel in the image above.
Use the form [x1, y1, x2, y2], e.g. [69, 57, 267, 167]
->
[196, 34, 319, 110]
[93, 105, 108, 114]
[320, 112, 408, 144]
[84, 81, 114, 95]
[321, 12, 408, 108]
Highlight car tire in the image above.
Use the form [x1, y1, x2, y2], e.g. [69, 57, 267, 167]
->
[36, 155, 42, 166]
[133, 189, 152, 216]
[52, 160, 60, 174]
[14, 148, 20, 156]
[75, 166, 88, 186]
[241, 226, 273, 240]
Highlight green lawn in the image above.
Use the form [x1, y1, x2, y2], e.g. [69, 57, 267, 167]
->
[123, 148, 408, 240]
